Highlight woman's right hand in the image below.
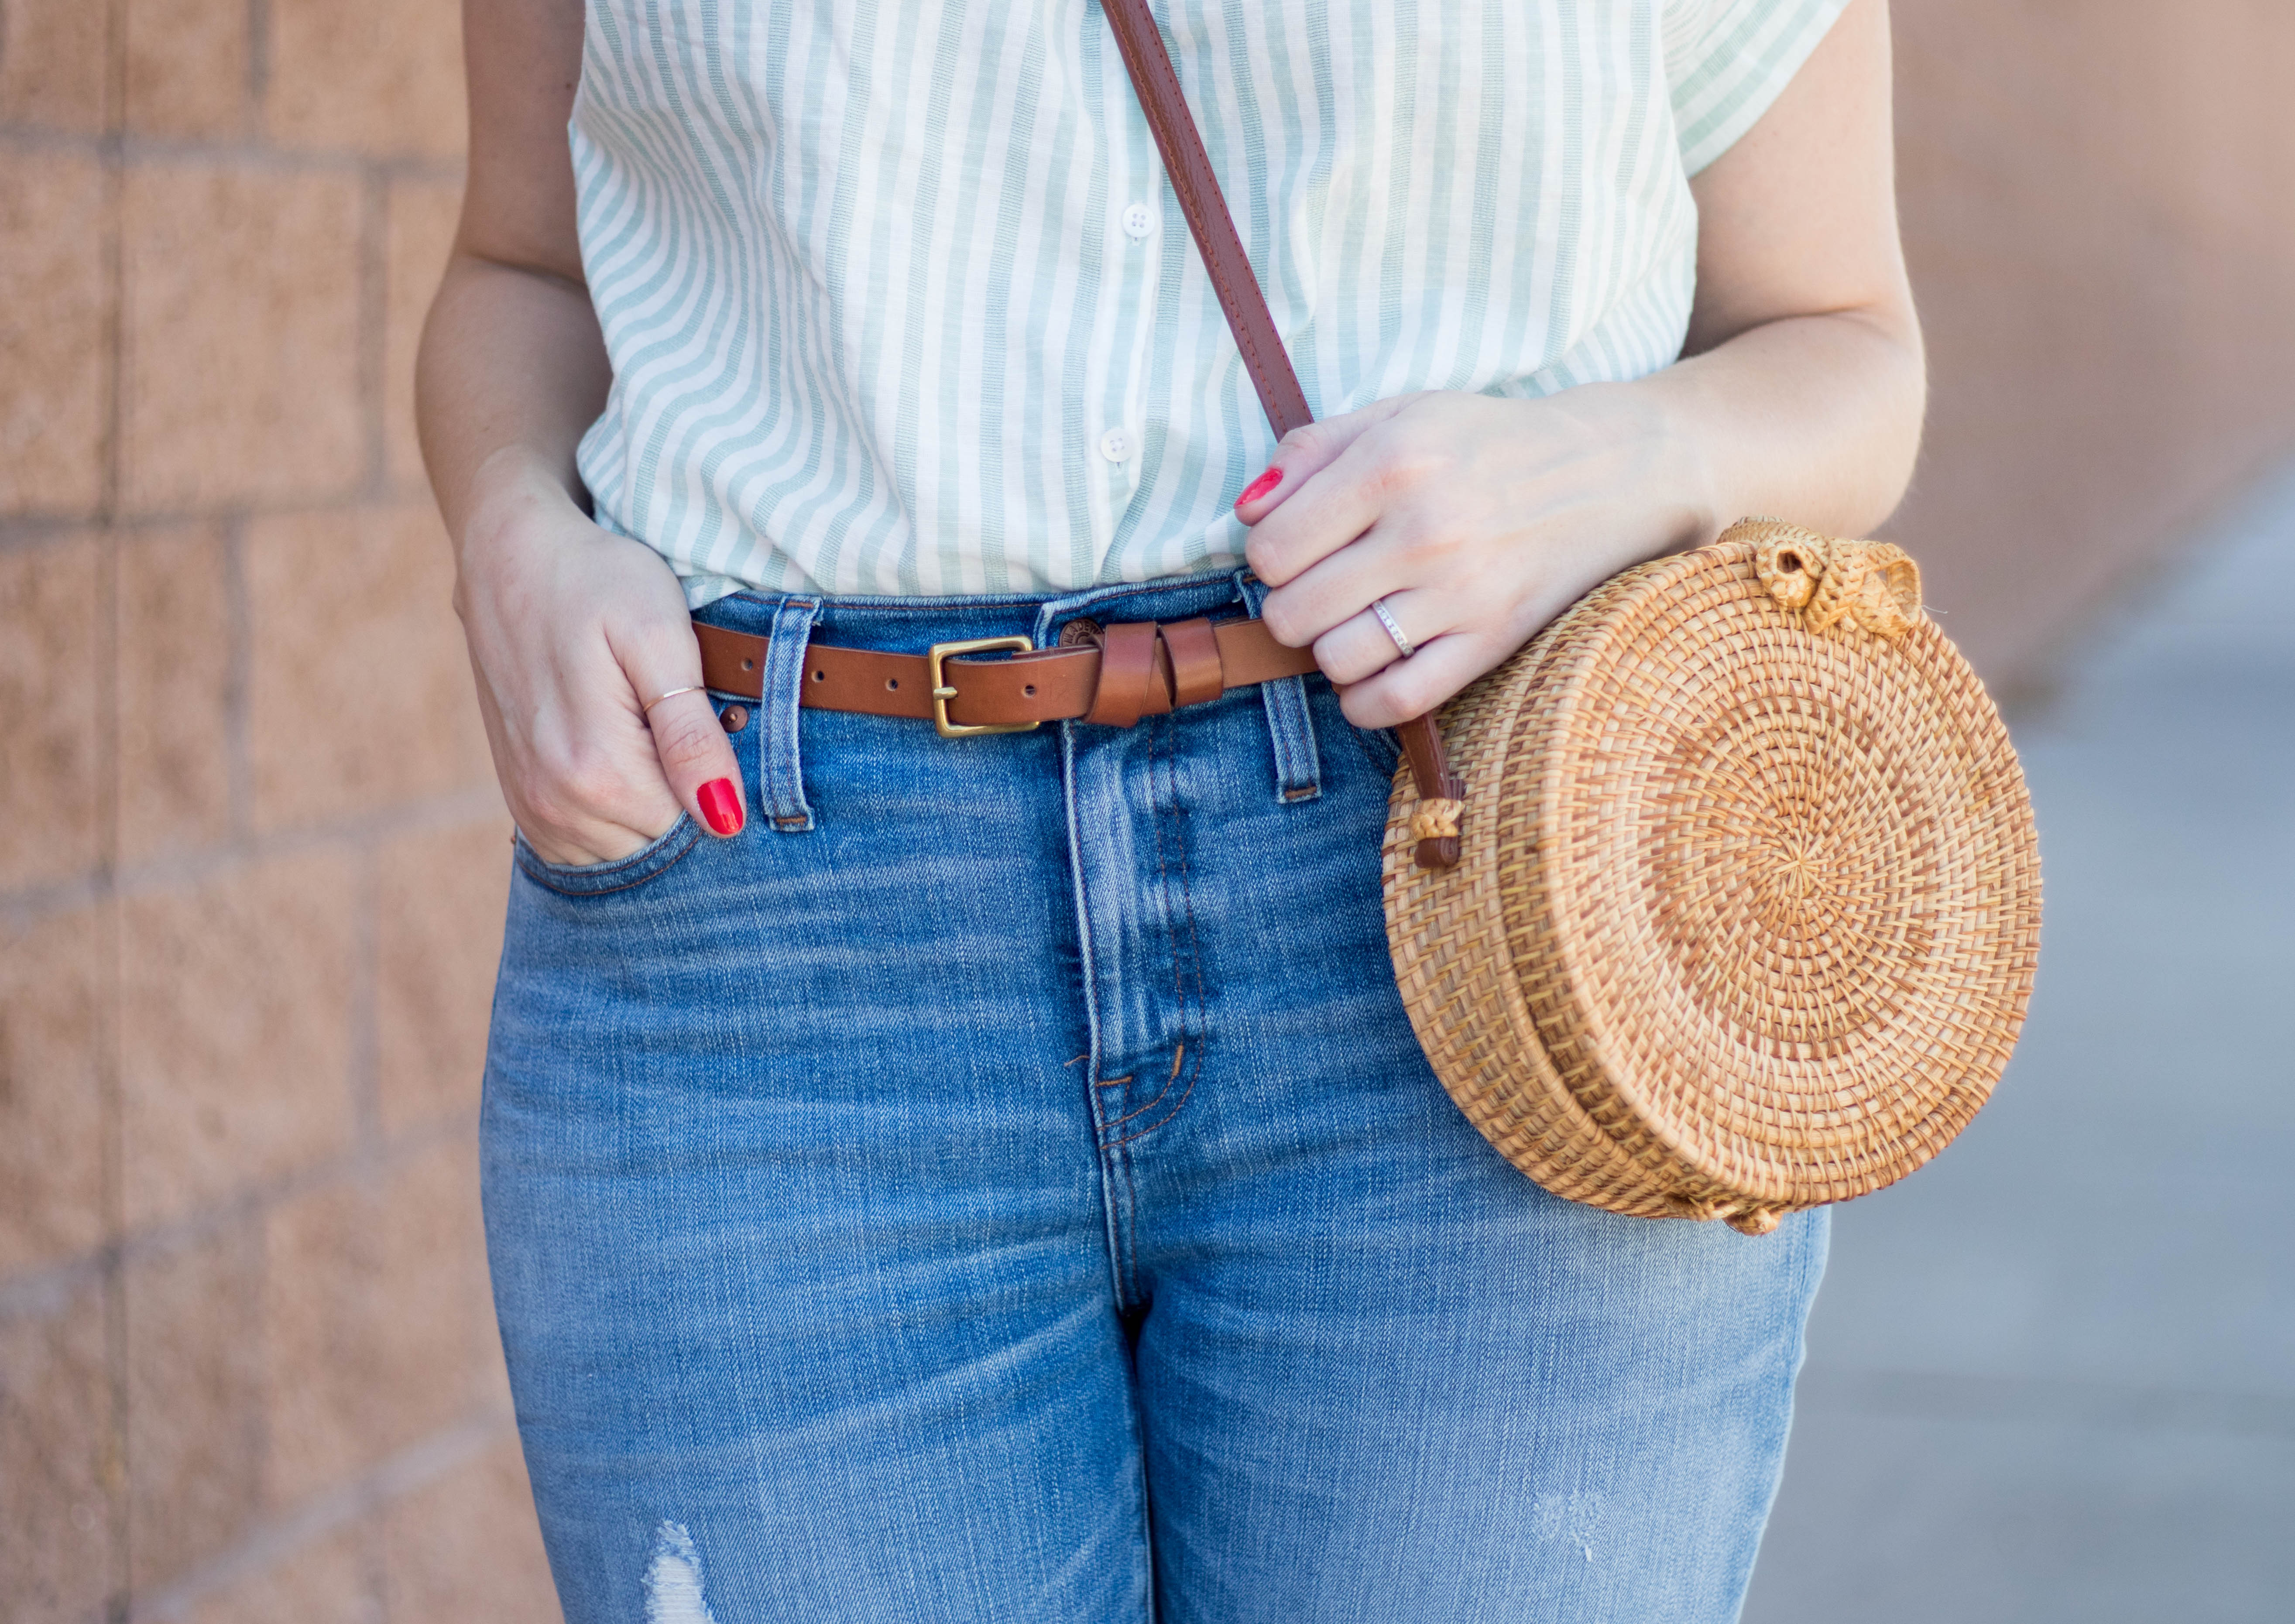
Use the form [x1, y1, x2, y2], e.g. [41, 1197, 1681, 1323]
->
[452, 451, 747, 867]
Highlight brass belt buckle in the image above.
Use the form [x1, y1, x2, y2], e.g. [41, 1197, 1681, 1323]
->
[926, 636, 1039, 738]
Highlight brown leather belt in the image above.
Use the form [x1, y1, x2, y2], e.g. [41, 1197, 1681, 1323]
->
[695, 614, 1322, 737]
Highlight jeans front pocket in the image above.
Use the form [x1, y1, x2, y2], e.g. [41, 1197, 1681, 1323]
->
[512, 815, 702, 898]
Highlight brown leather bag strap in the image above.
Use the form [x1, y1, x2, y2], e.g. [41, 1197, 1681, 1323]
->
[1099, 0, 1314, 441]
[1101, 0, 1461, 868]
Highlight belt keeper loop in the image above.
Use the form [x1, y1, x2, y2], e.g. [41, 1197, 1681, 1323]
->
[760, 597, 823, 832]
[1161, 617, 1224, 709]
[1085, 620, 1162, 728]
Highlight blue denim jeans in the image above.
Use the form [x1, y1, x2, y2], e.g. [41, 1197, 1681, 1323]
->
[481, 571, 1827, 1624]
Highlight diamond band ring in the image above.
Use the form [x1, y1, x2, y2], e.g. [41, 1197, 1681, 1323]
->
[1370, 596, 1416, 660]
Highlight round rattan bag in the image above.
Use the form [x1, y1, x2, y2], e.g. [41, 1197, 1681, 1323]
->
[1381, 519, 2041, 1235]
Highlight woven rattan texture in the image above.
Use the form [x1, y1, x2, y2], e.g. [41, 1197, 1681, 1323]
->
[1382, 534, 2041, 1234]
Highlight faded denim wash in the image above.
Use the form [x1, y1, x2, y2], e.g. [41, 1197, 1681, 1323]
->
[480, 570, 1828, 1624]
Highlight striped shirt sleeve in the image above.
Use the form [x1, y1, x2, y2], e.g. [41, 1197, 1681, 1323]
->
[1665, 0, 1855, 176]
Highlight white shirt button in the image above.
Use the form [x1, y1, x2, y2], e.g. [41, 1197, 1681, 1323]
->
[1122, 202, 1155, 241]
[1098, 427, 1134, 464]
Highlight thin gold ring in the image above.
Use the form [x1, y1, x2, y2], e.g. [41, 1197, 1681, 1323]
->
[643, 685, 705, 711]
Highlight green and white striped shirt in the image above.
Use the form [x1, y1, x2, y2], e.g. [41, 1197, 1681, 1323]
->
[572, 0, 1849, 602]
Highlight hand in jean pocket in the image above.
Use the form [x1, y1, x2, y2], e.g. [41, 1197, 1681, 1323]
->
[453, 454, 746, 866]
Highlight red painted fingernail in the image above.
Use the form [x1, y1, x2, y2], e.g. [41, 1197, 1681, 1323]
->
[697, 778, 743, 836]
[1235, 466, 1282, 508]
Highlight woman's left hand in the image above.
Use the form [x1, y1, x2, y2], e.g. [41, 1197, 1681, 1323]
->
[1238, 384, 1712, 730]
[1240, 0, 1928, 731]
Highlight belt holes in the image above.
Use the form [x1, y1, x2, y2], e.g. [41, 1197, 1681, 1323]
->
[740, 657, 755, 672]
[811, 668, 824, 681]
[885, 677, 899, 691]
[1023, 683, 1036, 697]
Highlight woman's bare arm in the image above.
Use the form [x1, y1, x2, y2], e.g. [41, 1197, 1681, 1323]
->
[1239, 0, 1925, 729]
[1672, 0, 1923, 536]
[418, 0, 745, 863]
[419, 0, 601, 538]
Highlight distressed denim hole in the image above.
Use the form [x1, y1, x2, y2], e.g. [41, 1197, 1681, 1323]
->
[645, 1522, 717, 1624]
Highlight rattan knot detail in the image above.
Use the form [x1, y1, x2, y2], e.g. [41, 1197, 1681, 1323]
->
[1382, 530, 2041, 1234]
[1408, 798, 1464, 842]
[1746, 519, 1924, 640]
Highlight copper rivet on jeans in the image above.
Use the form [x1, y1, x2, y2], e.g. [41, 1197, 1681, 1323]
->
[718, 705, 749, 734]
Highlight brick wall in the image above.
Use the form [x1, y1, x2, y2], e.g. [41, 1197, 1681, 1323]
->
[0, 1, 554, 1617]
[1889, 0, 2295, 693]
[6, 2, 2295, 1620]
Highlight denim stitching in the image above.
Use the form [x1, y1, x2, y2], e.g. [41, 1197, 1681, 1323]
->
[1102, 1042, 1184, 1131]
[1108, 704, 1212, 1148]
[514, 821, 703, 898]
[1272, 686, 1322, 799]
[1107, 1037, 1202, 1149]
[1083, 1045, 1147, 1309]
[1099, 715, 1196, 1142]
[1156, 707, 1185, 1007]
[1171, 727, 1207, 1026]
[1061, 716, 1135, 1317]
[1237, 572, 1323, 801]
[761, 597, 820, 832]
[518, 844, 696, 898]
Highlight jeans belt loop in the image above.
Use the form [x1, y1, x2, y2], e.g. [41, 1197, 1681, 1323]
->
[762, 597, 824, 832]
